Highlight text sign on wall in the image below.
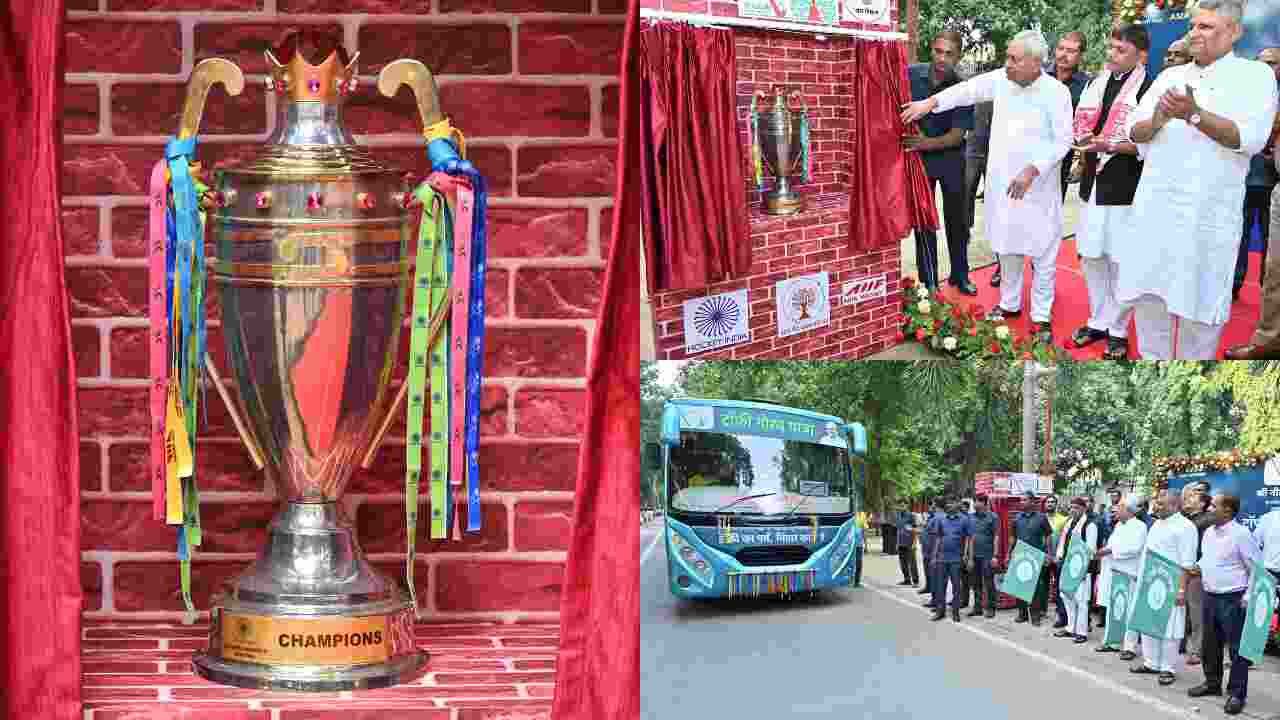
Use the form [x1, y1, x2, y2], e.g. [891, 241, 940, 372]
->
[776, 271, 831, 338]
[841, 273, 887, 305]
[740, 0, 840, 26]
[842, 0, 890, 24]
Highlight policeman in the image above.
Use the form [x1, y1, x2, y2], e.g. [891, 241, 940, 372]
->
[1012, 491, 1054, 625]
[967, 495, 999, 618]
[931, 497, 974, 622]
[920, 498, 945, 606]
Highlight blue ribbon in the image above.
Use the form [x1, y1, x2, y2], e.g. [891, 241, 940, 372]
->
[165, 138, 199, 391]
[428, 138, 487, 533]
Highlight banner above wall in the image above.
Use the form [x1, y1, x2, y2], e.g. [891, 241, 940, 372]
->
[740, 0, 840, 26]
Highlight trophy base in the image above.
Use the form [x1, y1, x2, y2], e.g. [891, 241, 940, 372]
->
[762, 191, 804, 215]
[192, 501, 428, 692]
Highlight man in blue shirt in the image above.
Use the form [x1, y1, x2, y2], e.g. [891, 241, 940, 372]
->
[896, 503, 919, 586]
[966, 495, 999, 618]
[929, 497, 973, 621]
[905, 31, 977, 295]
[920, 498, 944, 604]
[1012, 491, 1053, 625]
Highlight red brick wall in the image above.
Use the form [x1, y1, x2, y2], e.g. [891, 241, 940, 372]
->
[642, 1, 904, 360]
[66, 1, 621, 621]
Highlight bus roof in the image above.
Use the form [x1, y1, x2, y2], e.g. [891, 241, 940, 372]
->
[667, 396, 846, 425]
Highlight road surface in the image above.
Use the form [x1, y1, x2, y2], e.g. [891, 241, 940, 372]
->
[641, 526, 1279, 719]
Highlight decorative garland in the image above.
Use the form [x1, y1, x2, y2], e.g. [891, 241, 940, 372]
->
[1151, 450, 1272, 485]
[896, 276, 1056, 363]
[1114, 0, 1192, 24]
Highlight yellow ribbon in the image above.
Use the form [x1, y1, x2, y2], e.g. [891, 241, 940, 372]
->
[424, 117, 466, 159]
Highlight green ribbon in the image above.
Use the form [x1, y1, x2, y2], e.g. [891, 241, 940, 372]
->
[406, 182, 451, 612]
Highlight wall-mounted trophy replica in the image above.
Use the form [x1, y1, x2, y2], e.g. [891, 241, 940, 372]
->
[749, 86, 812, 215]
[146, 30, 488, 691]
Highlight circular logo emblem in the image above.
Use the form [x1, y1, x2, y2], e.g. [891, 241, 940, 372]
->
[1068, 554, 1084, 578]
[1113, 591, 1129, 619]
[782, 278, 826, 325]
[692, 295, 741, 338]
[1016, 559, 1034, 583]
[1147, 579, 1168, 611]
[1254, 592, 1270, 627]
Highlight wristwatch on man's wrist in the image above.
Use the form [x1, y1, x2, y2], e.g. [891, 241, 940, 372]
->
[1189, 112, 1202, 126]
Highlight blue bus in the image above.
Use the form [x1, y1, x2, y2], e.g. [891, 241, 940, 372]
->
[652, 397, 868, 600]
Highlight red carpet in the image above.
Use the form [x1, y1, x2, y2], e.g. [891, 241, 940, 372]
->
[929, 238, 1265, 359]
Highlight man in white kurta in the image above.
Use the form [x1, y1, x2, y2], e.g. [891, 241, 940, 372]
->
[1117, 0, 1280, 358]
[1055, 497, 1098, 641]
[1131, 490, 1199, 683]
[902, 31, 1073, 342]
[1096, 496, 1148, 654]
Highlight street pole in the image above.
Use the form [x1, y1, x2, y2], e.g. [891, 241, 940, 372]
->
[1021, 361, 1058, 474]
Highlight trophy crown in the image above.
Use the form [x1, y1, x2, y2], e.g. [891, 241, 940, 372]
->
[265, 29, 359, 104]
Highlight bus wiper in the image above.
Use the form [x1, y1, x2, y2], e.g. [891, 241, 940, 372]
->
[782, 494, 811, 520]
[712, 492, 777, 513]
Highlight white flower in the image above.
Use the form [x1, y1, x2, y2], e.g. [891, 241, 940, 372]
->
[995, 325, 1009, 340]
[916, 286, 929, 299]
[942, 336, 957, 351]
[917, 300, 931, 314]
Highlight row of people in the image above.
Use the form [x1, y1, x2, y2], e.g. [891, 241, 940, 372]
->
[902, 5, 1280, 358]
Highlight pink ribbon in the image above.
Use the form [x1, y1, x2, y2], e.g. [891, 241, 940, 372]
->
[147, 160, 169, 522]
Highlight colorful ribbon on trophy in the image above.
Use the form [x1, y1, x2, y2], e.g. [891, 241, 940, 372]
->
[146, 136, 209, 614]
[798, 112, 812, 184]
[425, 118, 487, 534]
[718, 514, 732, 544]
[406, 182, 450, 613]
[749, 93, 764, 188]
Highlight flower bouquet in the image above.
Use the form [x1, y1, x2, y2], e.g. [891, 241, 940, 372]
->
[897, 276, 1057, 363]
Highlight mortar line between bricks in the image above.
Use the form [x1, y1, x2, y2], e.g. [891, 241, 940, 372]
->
[81, 490, 575, 502]
[63, 195, 612, 209]
[62, 134, 614, 145]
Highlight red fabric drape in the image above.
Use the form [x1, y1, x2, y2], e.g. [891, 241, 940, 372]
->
[550, 0, 640, 717]
[0, 1, 84, 718]
[640, 21, 751, 295]
[849, 39, 938, 252]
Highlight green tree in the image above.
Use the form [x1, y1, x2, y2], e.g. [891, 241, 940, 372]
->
[1206, 361, 1280, 456]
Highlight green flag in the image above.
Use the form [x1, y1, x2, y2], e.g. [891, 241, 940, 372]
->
[1058, 535, 1092, 596]
[1239, 560, 1277, 663]
[1128, 548, 1182, 640]
[1000, 540, 1046, 603]
[1104, 571, 1134, 648]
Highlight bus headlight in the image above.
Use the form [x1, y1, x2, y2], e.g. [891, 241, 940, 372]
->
[829, 529, 856, 577]
[670, 529, 714, 585]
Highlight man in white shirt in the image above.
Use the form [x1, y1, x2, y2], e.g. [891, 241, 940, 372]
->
[1094, 494, 1148, 655]
[1190, 493, 1262, 715]
[1129, 489, 1199, 686]
[1118, 0, 1280, 358]
[1252, 501, 1280, 598]
[901, 30, 1073, 345]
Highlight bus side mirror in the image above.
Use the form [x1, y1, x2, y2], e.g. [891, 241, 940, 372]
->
[644, 442, 662, 470]
[845, 422, 867, 456]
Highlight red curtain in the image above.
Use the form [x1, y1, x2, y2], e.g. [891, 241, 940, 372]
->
[0, 1, 84, 719]
[550, 0, 640, 717]
[849, 39, 937, 252]
[640, 21, 751, 295]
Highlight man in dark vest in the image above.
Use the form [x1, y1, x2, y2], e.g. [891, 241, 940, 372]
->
[967, 494, 999, 618]
[905, 31, 978, 295]
[1068, 24, 1155, 361]
[1012, 491, 1054, 625]
[920, 498, 944, 606]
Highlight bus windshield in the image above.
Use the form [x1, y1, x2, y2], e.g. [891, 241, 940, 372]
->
[667, 430, 851, 516]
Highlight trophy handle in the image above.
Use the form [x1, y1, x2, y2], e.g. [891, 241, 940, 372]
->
[376, 59, 445, 130]
[177, 58, 245, 141]
[359, 299, 452, 470]
[204, 353, 267, 471]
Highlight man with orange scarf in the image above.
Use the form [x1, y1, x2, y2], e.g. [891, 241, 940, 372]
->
[1068, 24, 1155, 360]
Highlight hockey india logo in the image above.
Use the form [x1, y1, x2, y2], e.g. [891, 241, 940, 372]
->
[692, 294, 741, 338]
[1015, 558, 1034, 583]
[1147, 578, 1168, 611]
